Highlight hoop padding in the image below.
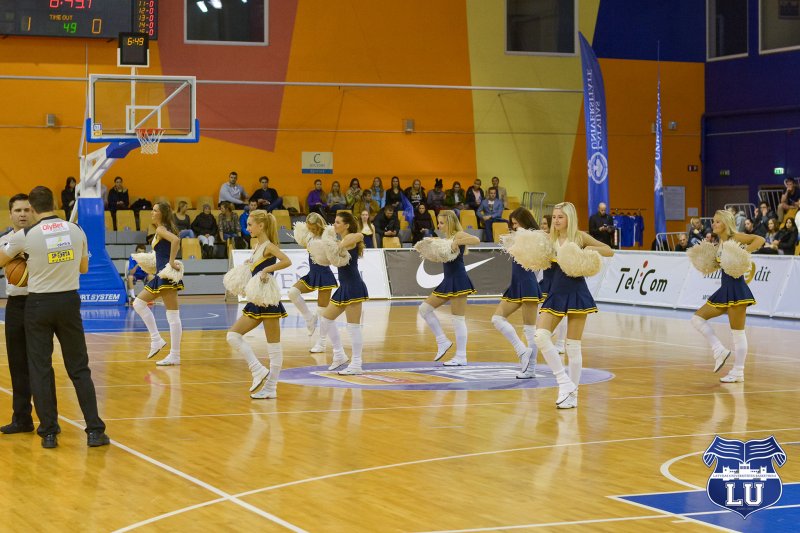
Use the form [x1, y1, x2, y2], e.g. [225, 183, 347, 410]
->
[136, 128, 165, 155]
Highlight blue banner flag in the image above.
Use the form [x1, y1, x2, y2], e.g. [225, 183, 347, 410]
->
[654, 75, 667, 241]
[579, 33, 610, 218]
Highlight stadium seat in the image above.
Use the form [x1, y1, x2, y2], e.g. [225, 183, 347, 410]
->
[502, 209, 512, 220]
[104, 211, 114, 231]
[0, 196, 10, 211]
[181, 238, 203, 260]
[139, 210, 156, 235]
[507, 196, 521, 209]
[0, 210, 11, 232]
[175, 196, 193, 209]
[397, 212, 409, 230]
[282, 195, 302, 213]
[273, 210, 292, 229]
[116, 210, 137, 231]
[382, 236, 402, 249]
[459, 210, 478, 230]
[153, 196, 171, 207]
[492, 221, 510, 243]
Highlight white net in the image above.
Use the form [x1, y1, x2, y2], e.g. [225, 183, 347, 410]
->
[135, 128, 165, 155]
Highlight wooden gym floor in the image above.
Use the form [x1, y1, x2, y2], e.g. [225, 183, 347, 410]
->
[1, 297, 799, 532]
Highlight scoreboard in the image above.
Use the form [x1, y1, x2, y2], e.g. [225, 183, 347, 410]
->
[0, 1, 158, 39]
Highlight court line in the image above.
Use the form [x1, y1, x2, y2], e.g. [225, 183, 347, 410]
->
[411, 513, 674, 531]
[606, 495, 740, 533]
[0, 385, 307, 533]
[659, 451, 704, 490]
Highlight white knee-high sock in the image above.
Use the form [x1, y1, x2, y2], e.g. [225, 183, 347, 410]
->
[287, 287, 314, 321]
[322, 317, 344, 352]
[133, 298, 161, 341]
[265, 343, 283, 389]
[534, 329, 570, 384]
[347, 324, 363, 368]
[316, 316, 329, 348]
[492, 315, 526, 355]
[226, 332, 262, 372]
[524, 325, 537, 348]
[691, 315, 725, 353]
[419, 303, 448, 343]
[165, 310, 182, 356]
[731, 329, 747, 373]
[565, 339, 583, 385]
[452, 316, 468, 358]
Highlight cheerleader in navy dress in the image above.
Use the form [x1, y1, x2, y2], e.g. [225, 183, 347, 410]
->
[226, 211, 292, 399]
[359, 209, 377, 249]
[287, 213, 338, 351]
[319, 211, 369, 375]
[532, 202, 613, 409]
[690, 210, 764, 383]
[132, 202, 184, 366]
[418, 210, 480, 366]
[491, 208, 541, 378]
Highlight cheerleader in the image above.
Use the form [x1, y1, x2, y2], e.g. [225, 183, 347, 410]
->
[690, 210, 764, 383]
[538, 215, 567, 356]
[533, 202, 613, 408]
[132, 202, 184, 366]
[492, 207, 540, 378]
[359, 209, 377, 248]
[286, 213, 338, 352]
[320, 211, 369, 375]
[418, 210, 480, 366]
[226, 211, 291, 399]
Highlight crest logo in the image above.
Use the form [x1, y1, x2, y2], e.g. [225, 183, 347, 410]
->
[588, 152, 608, 185]
[703, 435, 786, 519]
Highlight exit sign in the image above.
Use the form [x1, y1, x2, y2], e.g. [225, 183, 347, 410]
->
[687, 165, 699, 172]
[720, 169, 731, 176]
[774, 167, 785, 175]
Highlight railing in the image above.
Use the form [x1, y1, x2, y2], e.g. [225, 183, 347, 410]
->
[654, 232, 687, 251]
[522, 191, 547, 222]
[758, 188, 783, 212]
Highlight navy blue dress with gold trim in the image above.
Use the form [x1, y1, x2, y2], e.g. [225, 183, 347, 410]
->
[145, 236, 185, 294]
[539, 253, 597, 317]
[330, 247, 369, 306]
[539, 266, 554, 299]
[706, 255, 756, 308]
[243, 254, 288, 319]
[432, 245, 476, 298]
[298, 242, 338, 292]
[501, 260, 543, 303]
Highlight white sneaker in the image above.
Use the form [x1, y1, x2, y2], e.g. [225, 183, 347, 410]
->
[155, 353, 180, 366]
[250, 385, 277, 399]
[720, 371, 744, 383]
[306, 313, 318, 336]
[555, 381, 577, 405]
[328, 352, 349, 371]
[433, 339, 453, 362]
[519, 347, 534, 373]
[338, 365, 363, 375]
[147, 338, 167, 359]
[713, 348, 731, 373]
[557, 390, 578, 409]
[309, 342, 326, 353]
[516, 365, 536, 379]
[250, 366, 269, 392]
[442, 357, 467, 367]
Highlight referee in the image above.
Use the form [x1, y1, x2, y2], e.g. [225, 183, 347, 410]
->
[0, 186, 109, 449]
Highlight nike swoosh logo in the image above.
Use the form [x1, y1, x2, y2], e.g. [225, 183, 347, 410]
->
[415, 257, 495, 289]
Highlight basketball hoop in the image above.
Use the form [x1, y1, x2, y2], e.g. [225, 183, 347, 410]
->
[135, 128, 165, 155]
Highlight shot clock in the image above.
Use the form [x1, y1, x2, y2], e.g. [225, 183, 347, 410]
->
[118, 32, 149, 67]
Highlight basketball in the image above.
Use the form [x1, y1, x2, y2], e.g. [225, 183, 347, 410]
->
[4, 257, 28, 287]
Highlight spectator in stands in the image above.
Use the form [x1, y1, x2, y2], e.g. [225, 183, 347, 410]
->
[752, 201, 778, 236]
[673, 233, 689, 252]
[373, 204, 400, 248]
[191, 204, 218, 258]
[326, 181, 347, 215]
[726, 205, 747, 232]
[219, 171, 247, 209]
[743, 218, 756, 235]
[491, 176, 508, 208]
[218, 201, 241, 250]
[775, 217, 798, 255]
[359, 209, 376, 248]
[174, 200, 194, 239]
[466, 178, 484, 210]
[126, 243, 153, 304]
[404, 179, 426, 211]
[240, 199, 258, 247]
[589, 202, 615, 247]
[444, 181, 467, 218]
[61, 176, 77, 221]
[426, 179, 446, 214]
[758, 218, 781, 254]
[353, 189, 380, 222]
[384, 176, 405, 209]
[411, 203, 434, 244]
[250, 176, 283, 212]
[345, 178, 363, 209]
[107, 176, 130, 231]
[688, 217, 709, 247]
[476, 187, 506, 242]
[778, 177, 800, 222]
[370, 177, 385, 208]
[307, 179, 328, 217]
[704, 231, 718, 244]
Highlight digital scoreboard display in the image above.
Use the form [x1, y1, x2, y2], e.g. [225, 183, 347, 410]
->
[0, 1, 158, 39]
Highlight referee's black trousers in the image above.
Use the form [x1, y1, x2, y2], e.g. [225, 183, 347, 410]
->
[25, 291, 105, 436]
[4, 295, 33, 425]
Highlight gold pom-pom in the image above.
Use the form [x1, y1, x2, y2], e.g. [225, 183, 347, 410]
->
[157, 261, 184, 282]
[324, 238, 351, 267]
[413, 238, 458, 263]
[222, 263, 252, 296]
[720, 240, 752, 278]
[687, 241, 719, 275]
[501, 229, 555, 271]
[307, 238, 331, 266]
[132, 252, 157, 274]
[244, 272, 282, 306]
[292, 221, 311, 247]
[556, 242, 602, 277]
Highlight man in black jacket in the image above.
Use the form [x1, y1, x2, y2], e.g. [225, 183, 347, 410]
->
[588, 202, 615, 247]
[373, 204, 400, 248]
[249, 176, 283, 212]
[107, 176, 130, 230]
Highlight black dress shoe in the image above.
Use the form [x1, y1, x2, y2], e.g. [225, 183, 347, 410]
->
[87, 431, 110, 447]
[41, 434, 58, 449]
[0, 421, 35, 434]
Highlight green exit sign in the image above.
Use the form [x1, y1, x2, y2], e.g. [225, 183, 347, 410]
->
[774, 167, 785, 175]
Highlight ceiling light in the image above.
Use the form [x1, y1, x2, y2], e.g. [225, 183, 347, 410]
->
[196, 1, 208, 13]
[209, 0, 222, 8]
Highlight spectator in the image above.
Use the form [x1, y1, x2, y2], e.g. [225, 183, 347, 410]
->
[373, 204, 400, 248]
[466, 178, 484, 210]
[107, 176, 130, 230]
[249, 175, 283, 212]
[704, 231, 718, 244]
[673, 233, 689, 252]
[384, 176, 405, 209]
[688, 217, 709, 246]
[588, 202, 615, 247]
[743, 218, 756, 235]
[445, 181, 467, 218]
[174, 200, 195, 239]
[240, 199, 258, 247]
[778, 177, 800, 222]
[404, 179, 426, 211]
[307, 179, 328, 217]
[752, 201, 778, 236]
[125, 243, 153, 303]
[726, 205, 746, 232]
[370, 177, 385, 208]
[411, 203, 434, 244]
[61, 176, 77, 220]
[758, 218, 781, 254]
[359, 209, 377, 248]
[353, 189, 380, 222]
[491, 176, 508, 208]
[345, 178, 362, 209]
[476, 187, 505, 242]
[775, 217, 798, 255]
[426, 179, 446, 214]
[327, 181, 347, 214]
[219, 171, 247, 209]
[191, 204, 218, 258]
[218, 201, 241, 249]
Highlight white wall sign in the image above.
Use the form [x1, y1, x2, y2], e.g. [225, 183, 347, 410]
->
[301, 152, 333, 174]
